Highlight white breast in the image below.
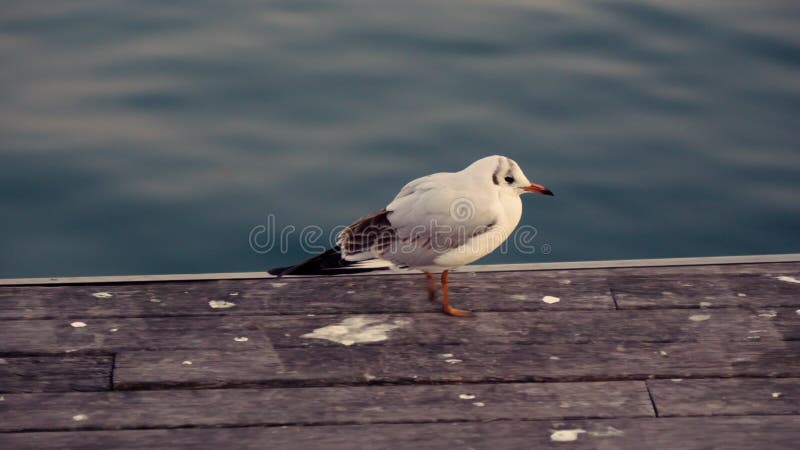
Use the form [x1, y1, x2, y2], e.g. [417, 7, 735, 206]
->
[432, 192, 522, 269]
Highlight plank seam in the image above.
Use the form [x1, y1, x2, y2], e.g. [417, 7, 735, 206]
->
[645, 412, 800, 419]
[646, 382, 660, 418]
[5, 331, 800, 359]
[0, 305, 619, 322]
[609, 284, 620, 310]
[0, 301, 786, 322]
[0, 415, 659, 435]
[109, 353, 116, 391]
[2, 414, 799, 435]
[110, 374, 800, 392]
[7, 336, 800, 359]
[10, 376, 793, 395]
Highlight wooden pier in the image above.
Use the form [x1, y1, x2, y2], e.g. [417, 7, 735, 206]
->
[1, 255, 799, 449]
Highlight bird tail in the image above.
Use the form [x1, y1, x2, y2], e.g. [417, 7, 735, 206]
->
[267, 246, 392, 277]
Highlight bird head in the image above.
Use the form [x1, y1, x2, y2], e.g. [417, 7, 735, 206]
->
[467, 155, 554, 197]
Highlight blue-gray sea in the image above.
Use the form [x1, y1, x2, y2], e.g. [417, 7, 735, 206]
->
[1, 0, 799, 278]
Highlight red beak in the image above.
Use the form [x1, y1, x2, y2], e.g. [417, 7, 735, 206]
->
[523, 182, 554, 196]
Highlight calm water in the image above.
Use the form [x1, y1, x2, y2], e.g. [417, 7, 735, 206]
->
[2, 0, 799, 278]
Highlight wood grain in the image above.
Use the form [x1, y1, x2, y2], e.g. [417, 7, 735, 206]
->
[3, 264, 797, 321]
[611, 272, 800, 309]
[2, 416, 799, 450]
[0, 272, 612, 320]
[1, 261, 799, 449]
[114, 341, 800, 389]
[0, 355, 112, 393]
[2, 308, 795, 355]
[648, 378, 800, 416]
[0, 381, 653, 432]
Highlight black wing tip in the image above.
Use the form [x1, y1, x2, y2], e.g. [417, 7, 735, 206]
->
[266, 249, 340, 277]
[271, 267, 390, 276]
[267, 247, 392, 277]
[267, 266, 293, 277]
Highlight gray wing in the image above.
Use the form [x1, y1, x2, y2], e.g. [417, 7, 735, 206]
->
[339, 173, 499, 263]
[386, 180, 500, 253]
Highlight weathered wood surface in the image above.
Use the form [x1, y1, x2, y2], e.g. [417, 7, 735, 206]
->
[1, 263, 798, 320]
[0, 272, 614, 320]
[612, 273, 800, 309]
[113, 341, 800, 389]
[0, 356, 112, 393]
[0, 381, 653, 432]
[1, 308, 795, 355]
[2, 416, 799, 450]
[0, 258, 799, 448]
[648, 378, 800, 416]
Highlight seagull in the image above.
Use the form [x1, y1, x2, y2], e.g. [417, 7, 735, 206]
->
[269, 155, 553, 316]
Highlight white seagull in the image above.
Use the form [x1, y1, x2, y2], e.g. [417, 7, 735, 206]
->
[269, 155, 553, 316]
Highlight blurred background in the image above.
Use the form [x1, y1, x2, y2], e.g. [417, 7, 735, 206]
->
[1, 0, 799, 278]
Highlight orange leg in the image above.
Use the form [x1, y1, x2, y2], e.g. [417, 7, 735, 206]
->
[441, 270, 473, 317]
[425, 272, 438, 302]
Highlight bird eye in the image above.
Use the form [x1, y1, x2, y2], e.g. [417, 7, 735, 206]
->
[504, 176, 515, 184]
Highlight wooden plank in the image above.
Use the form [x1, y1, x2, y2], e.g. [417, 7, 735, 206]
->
[3, 263, 797, 322]
[113, 341, 800, 389]
[0, 381, 653, 432]
[775, 310, 800, 340]
[607, 261, 800, 277]
[2, 308, 796, 355]
[2, 263, 797, 321]
[2, 416, 799, 450]
[0, 272, 613, 320]
[0, 356, 112, 393]
[648, 378, 800, 417]
[0, 316, 276, 355]
[611, 272, 800, 309]
[473, 255, 800, 274]
[2, 253, 798, 286]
